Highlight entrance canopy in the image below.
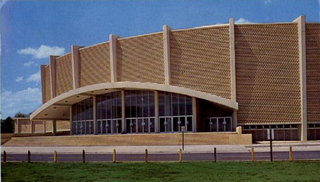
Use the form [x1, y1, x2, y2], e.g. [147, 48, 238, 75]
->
[31, 82, 238, 121]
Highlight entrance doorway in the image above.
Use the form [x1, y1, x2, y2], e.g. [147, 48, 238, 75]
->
[208, 117, 232, 132]
[126, 117, 155, 134]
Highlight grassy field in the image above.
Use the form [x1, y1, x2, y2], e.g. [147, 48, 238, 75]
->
[2, 161, 320, 182]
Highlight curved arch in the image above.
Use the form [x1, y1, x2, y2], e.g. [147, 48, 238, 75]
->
[31, 82, 238, 120]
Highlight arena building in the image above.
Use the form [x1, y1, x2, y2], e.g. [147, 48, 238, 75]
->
[15, 16, 320, 143]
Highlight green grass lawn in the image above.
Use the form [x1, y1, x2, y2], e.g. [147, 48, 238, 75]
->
[2, 161, 320, 182]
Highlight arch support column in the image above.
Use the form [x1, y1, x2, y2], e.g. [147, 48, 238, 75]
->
[121, 90, 126, 132]
[52, 120, 57, 135]
[155, 91, 159, 133]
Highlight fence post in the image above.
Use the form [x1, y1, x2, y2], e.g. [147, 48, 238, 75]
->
[28, 150, 31, 163]
[251, 147, 255, 162]
[214, 148, 217, 163]
[82, 150, 85, 163]
[3, 151, 6, 163]
[179, 149, 182, 163]
[113, 149, 116, 163]
[54, 151, 57, 163]
[145, 149, 148, 163]
[289, 146, 293, 161]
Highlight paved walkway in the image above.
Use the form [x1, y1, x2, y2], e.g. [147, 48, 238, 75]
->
[2, 141, 320, 154]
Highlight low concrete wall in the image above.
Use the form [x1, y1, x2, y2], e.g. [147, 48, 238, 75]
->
[4, 132, 252, 146]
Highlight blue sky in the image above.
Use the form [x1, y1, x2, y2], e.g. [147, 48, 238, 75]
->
[1, 0, 319, 119]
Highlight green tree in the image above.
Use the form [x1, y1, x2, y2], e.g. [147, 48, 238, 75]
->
[14, 112, 28, 117]
[1, 117, 14, 133]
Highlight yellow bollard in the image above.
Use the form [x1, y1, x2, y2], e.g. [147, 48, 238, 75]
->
[251, 147, 255, 162]
[179, 149, 182, 163]
[54, 151, 57, 163]
[113, 149, 116, 163]
[289, 146, 293, 161]
[145, 149, 148, 163]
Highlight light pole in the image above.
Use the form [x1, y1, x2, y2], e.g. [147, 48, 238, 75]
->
[181, 126, 185, 150]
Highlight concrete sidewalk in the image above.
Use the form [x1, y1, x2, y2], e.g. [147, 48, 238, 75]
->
[1, 141, 320, 154]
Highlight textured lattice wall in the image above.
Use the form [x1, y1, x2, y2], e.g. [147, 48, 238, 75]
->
[117, 33, 165, 83]
[235, 24, 301, 124]
[170, 27, 231, 99]
[45, 66, 51, 103]
[306, 23, 320, 122]
[56, 54, 73, 96]
[80, 42, 111, 87]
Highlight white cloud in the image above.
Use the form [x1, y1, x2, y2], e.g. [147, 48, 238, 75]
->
[264, 0, 272, 4]
[235, 18, 253, 24]
[17, 45, 65, 59]
[1, 88, 42, 118]
[27, 71, 41, 82]
[23, 61, 35, 67]
[15, 77, 23, 82]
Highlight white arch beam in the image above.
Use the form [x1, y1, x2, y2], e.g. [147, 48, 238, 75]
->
[31, 82, 238, 120]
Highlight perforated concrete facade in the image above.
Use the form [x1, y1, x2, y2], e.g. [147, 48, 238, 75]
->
[26, 16, 320, 141]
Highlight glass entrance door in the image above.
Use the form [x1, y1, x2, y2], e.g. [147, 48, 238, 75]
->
[208, 117, 232, 132]
[126, 117, 155, 134]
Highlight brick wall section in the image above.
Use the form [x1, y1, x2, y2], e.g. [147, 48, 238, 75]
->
[235, 24, 301, 124]
[117, 33, 165, 84]
[19, 119, 31, 133]
[46, 121, 52, 132]
[33, 121, 44, 133]
[79, 42, 111, 87]
[170, 27, 231, 99]
[306, 23, 320, 122]
[55, 53, 73, 96]
[45, 66, 51, 102]
[57, 121, 70, 130]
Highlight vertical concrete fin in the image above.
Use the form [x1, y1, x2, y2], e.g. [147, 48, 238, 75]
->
[294, 15, 307, 141]
[229, 18, 237, 130]
[109, 34, 119, 83]
[71, 45, 82, 89]
[49, 55, 58, 99]
[163, 25, 171, 85]
[229, 18, 236, 101]
[40, 65, 47, 104]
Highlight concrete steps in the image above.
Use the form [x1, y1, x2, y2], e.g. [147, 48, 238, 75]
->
[3, 132, 252, 146]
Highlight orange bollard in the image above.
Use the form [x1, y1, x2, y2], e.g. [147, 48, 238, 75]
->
[113, 149, 116, 163]
[251, 147, 255, 162]
[54, 151, 57, 163]
[145, 149, 148, 163]
[289, 146, 293, 161]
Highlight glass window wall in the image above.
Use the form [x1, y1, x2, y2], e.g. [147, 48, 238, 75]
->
[97, 91, 122, 134]
[125, 90, 155, 134]
[72, 98, 94, 135]
[159, 92, 193, 133]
